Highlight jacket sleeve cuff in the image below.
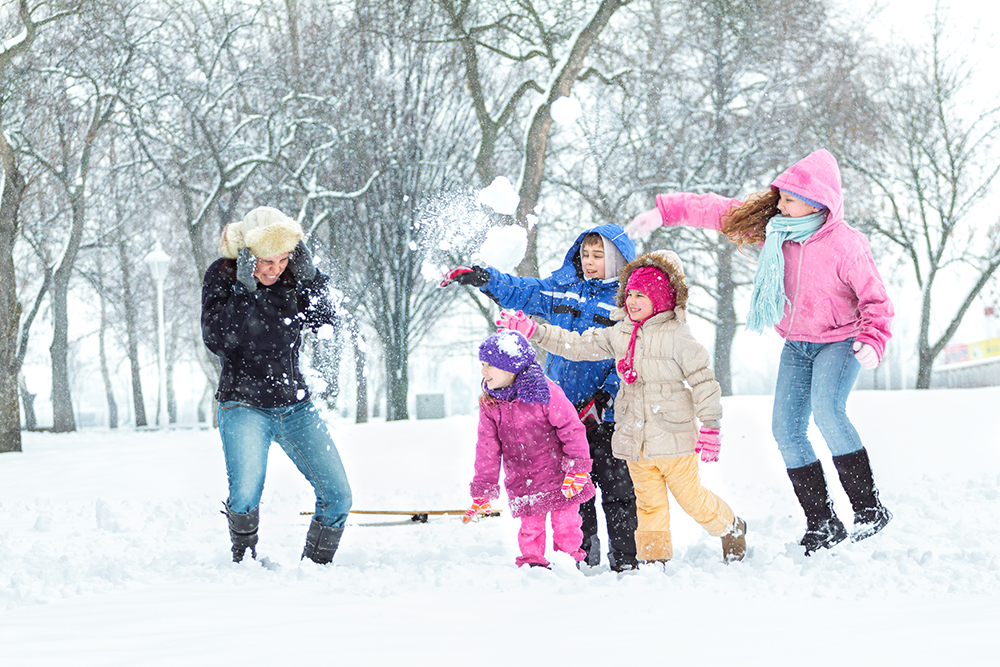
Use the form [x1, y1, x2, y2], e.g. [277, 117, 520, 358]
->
[469, 481, 500, 500]
[561, 457, 593, 474]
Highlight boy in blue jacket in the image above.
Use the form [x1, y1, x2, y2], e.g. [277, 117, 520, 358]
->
[443, 225, 639, 571]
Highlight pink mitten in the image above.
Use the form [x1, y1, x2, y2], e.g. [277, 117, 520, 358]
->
[696, 428, 721, 463]
[852, 341, 879, 370]
[463, 497, 491, 524]
[624, 208, 663, 239]
[495, 310, 537, 338]
[560, 472, 588, 498]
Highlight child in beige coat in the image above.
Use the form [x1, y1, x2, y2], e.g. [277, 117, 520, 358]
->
[498, 250, 746, 563]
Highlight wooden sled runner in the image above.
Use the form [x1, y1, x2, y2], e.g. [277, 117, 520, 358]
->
[299, 509, 502, 525]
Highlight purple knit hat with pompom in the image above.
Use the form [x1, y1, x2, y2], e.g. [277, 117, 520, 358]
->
[478, 331, 550, 404]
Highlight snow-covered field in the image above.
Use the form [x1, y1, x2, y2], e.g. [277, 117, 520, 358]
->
[1, 388, 998, 666]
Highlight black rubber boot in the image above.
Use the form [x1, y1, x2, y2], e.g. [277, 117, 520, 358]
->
[786, 462, 848, 556]
[833, 448, 892, 542]
[301, 517, 344, 565]
[223, 504, 259, 563]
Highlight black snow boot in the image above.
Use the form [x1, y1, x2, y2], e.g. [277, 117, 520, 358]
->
[223, 504, 259, 563]
[581, 534, 602, 568]
[301, 517, 344, 565]
[786, 462, 848, 556]
[833, 448, 892, 542]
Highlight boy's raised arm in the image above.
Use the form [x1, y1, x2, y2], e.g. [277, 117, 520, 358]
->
[442, 264, 558, 320]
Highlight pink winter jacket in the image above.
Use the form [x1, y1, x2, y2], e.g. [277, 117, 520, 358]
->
[648, 150, 893, 359]
[471, 379, 595, 518]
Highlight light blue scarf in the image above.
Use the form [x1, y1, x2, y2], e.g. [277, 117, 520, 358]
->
[745, 211, 827, 333]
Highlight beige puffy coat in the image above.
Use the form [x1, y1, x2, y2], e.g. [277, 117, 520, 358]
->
[532, 250, 721, 462]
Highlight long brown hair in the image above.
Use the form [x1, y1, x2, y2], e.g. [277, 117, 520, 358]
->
[720, 189, 779, 249]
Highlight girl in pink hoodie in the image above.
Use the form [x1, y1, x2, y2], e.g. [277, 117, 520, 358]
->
[625, 149, 893, 556]
[465, 330, 595, 568]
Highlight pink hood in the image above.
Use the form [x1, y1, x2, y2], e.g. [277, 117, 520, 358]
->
[770, 148, 844, 226]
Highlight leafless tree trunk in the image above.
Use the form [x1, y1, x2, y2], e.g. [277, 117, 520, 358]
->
[98, 293, 119, 428]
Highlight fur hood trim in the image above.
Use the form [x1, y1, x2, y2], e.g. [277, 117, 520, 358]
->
[616, 250, 689, 316]
[220, 206, 304, 259]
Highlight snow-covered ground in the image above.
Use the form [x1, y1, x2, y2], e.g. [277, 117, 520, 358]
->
[1, 388, 998, 666]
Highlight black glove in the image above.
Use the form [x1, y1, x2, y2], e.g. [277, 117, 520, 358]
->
[236, 248, 257, 293]
[440, 265, 490, 288]
[289, 240, 317, 282]
[575, 390, 613, 432]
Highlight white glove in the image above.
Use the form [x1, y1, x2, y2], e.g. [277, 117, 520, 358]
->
[853, 341, 879, 370]
[624, 208, 663, 240]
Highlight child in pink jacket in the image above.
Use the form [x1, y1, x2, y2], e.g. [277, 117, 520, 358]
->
[626, 149, 893, 556]
[465, 330, 595, 569]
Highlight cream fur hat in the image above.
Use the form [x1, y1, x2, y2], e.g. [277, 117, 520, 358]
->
[220, 206, 304, 259]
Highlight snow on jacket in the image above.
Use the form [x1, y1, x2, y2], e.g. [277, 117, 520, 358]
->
[647, 150, 893, 359]
[471, 378, 595, 518]
[201, 258, 335, 408]
[532, 251, 722, 463]
[478, 224, 636, 416]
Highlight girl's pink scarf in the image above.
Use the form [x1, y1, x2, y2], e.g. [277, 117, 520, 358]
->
[617, 316, 648, 384]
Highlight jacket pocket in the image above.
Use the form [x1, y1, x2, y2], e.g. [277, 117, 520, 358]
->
[651, 406, 694, 432]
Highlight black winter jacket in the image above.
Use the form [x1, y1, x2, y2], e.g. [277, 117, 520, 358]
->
[201, 257, 335, 408]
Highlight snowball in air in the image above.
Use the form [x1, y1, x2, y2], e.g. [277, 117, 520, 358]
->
[550, 96, 582, 125]
[478, 225, 527, 273]
[476, 177, 520, 216]
[316, 324, 334, 340]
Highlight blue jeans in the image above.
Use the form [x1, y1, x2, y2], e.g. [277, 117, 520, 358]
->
[771, 340, 864, 469]
[218, 400, 352, 528]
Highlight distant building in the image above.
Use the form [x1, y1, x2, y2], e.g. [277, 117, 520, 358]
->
[931, 337, 1000, 388]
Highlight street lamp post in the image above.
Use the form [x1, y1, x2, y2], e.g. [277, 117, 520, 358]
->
[144, 241, 171, 429]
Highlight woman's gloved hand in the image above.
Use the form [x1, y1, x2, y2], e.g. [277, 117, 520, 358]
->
[236, 248, 258, 293]
[288, 240, 317, 282]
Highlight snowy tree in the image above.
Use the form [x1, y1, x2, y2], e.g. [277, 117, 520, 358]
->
[626, 0, 869, 395]
[14, 2, 140, 432]
[313, 0, 477, 421]
[834, 14, 1000, 389]
[0, 0, 77, 447]
[436, 0, 634, 278]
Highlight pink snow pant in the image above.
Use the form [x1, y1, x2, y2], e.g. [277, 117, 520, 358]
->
[516, 507, 585, 567]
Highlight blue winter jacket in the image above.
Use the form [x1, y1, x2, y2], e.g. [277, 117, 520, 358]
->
[480, 224, 636, 421]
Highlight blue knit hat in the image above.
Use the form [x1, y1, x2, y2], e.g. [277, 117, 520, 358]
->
[783, 189, 827, 211]
[478, 331, 550, 404]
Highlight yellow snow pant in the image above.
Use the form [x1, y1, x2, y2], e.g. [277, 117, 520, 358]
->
[627, 453, 735, 562]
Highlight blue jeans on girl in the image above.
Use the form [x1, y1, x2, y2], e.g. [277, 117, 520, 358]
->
[218, 400, 352, 527]
[771, 339, 864, 469]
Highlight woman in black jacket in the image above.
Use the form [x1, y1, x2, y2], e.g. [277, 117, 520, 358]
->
[202, 206, 351, 564]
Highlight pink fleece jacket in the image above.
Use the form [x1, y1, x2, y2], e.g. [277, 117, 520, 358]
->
[471, 379, 595, 518]
[649, 150, 893, 359]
